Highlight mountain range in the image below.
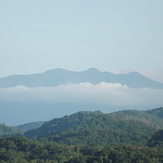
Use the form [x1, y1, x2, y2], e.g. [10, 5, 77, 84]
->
[0, 68, 163, 89]
[0, 68, 163, 125]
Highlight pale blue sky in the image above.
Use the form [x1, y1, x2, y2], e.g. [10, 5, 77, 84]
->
[0, 0, 163, 78]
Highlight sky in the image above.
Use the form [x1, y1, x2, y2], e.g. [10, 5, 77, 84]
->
[0, 1, 163, 125]
[0, 1, 163, 82]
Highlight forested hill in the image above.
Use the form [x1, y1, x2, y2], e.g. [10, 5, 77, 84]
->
[24, 111, 104, 138]
[14, 121, 44, 132]
[145, 107, 163, 119]
[111, 109, 163, 129]
[24, 110, 157, 146]
[0, 123, 23, 137]
[1, 107, 163, 141]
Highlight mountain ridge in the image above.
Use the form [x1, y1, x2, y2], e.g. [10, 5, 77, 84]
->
[23, 109, 159, 146]
[0, 68, 163, 89]
[1, 107, 163, 145]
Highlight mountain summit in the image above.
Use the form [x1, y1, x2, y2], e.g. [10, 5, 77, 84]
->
[0, 68, 163, 89]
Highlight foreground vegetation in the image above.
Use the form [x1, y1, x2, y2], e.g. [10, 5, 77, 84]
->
[0, 136, 163, 163]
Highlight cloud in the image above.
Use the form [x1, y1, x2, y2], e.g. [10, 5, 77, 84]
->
[0, 82, 163, 108]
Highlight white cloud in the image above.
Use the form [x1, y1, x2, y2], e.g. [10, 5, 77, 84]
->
[0, 82, 163, 108]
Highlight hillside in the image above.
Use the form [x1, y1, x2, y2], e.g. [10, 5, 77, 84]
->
[110, 109, 163, 129]
[24, 111, 104, 138]
[146, 130, 163, 148]
[14, 121, 44, 132]
[0, 123, 23, 137]
[0, 68, 163, 89]
[24, 110, 157, 146]
[146, 107, 163, 119]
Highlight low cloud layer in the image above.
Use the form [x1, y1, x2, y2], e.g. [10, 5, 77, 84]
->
[0, 82, 163, 108]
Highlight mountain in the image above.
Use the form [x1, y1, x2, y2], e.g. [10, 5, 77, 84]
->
[13, 121, 44, 132]
[145, 107, 163, 119]
[110, 109, 163, 129]
[0, 68, 163, 89]
[24, 111, 104, 138]
[24, 110, 157, 146]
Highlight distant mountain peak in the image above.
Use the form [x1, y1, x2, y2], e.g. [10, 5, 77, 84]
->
[82, 68, 101, 73]
[127, 71, 141, 75]
[0, 68, 163, 89]
[44, 68, 72, 73]
[86, 68, 100, 72]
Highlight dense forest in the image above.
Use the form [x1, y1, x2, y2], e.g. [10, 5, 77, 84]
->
[24, 111, 157, 146]
[1, 136, 163, 163]
[0, 107, 163, 162]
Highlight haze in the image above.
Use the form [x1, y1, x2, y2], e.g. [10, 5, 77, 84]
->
[0, 1, 163, 81]
[0, 1, 163, 125]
